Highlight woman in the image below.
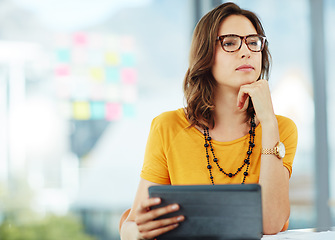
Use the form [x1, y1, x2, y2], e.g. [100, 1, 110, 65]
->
[120, 2, 298, 239]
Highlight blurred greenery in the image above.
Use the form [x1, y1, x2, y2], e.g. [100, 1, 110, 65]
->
[0, 179, 95, 240]
[0, 215, 96, 240]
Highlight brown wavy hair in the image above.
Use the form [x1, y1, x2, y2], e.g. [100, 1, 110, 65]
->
[183, 2, 271, 129]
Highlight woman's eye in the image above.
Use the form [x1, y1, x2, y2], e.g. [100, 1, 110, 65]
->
[249, 41, 258, 46]
[223, 41, 237, 47]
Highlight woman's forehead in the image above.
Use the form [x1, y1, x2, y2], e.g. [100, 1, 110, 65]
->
[218, 15, 257, 36]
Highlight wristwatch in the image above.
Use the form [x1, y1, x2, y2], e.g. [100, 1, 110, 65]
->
[261, 142, 286, 159]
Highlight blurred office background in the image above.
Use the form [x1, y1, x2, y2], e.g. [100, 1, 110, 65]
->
[0, 0, 334, 239]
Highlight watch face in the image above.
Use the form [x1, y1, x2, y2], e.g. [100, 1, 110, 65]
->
[278, 142, 286, 158]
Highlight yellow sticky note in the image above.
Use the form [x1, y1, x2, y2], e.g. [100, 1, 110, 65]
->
[106, 52, 120, 65]
[90, 67, 105, 82]
[73, 101, 90, 120]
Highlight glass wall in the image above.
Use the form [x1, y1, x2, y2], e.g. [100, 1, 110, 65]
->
[325, 0, 335, 227]
[232, 0, 316, 229]
[0, 0, 334, 239]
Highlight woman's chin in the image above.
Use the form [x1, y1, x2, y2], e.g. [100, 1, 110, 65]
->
[239, 78, 257, 86]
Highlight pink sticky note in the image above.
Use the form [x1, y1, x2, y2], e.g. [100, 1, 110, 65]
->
[121, 68, 137, 84]
[55, 65, 70, 76]
[73, 32, 87, 46]
[106, 103, 122, 121]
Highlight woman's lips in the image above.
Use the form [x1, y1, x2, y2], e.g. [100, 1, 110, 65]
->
[236, 64, 254, 72]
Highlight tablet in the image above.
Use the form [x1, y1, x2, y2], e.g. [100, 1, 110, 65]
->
[148, 184, 263, 240]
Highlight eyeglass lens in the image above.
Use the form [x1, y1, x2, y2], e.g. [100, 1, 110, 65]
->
[222, 35, 263, 52]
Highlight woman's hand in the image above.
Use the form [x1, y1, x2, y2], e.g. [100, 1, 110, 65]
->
[236, 79, 276, 124]
[135, 197, 185, 240]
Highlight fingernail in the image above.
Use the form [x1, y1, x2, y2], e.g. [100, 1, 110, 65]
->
[171, 204, 178, 210]
[177, 216, 184, 221]
[154, 198, 160, 203]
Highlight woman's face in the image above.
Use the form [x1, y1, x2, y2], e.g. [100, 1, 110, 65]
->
[211, 15, 262, 91]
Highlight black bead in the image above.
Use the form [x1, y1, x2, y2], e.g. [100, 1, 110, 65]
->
[203, 123, 254, 184]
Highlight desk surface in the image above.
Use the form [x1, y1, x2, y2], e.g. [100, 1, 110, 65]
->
[262, 229, 335, 239]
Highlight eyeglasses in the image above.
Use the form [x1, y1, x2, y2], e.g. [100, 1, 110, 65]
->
[216, 34, 266, 52]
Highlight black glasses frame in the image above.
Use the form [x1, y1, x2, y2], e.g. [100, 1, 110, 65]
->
[216, 34, 267, 53]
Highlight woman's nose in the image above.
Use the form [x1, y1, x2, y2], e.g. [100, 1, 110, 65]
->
[239, 41, 251, 58]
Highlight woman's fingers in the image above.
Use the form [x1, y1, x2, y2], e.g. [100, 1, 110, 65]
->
[237, 94, 249, 110]
[137, 197, 161, 214]
[236, 80, 274, 122]
[138, 215, 185, 232]
[139, 222, 180, 240]
[136, 202, 180, 224]
[134, 198, 185, 239]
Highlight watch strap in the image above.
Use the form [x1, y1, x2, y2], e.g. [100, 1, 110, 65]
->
[261, 148, 277, 155]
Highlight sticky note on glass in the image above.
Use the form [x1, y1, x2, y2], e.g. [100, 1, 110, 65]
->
[57, 49, 71, 63]
[73, 101, 90, 120]
[55, 65, 70, 77]
[121, 68, 137, 84]
[90, 67, 105, 82]
[90, 82, 105, 100]
[106, 67, 120, 83]
[122, 85, 137, 103]
[106, 52, 120, 65]
[121, 53, 135, 67]
[123, 104, 135, 118]
[105, 84, 121, 102]
[106, 103, 122, 121]
[90, 101, 105, 120]
[73, 32, 88, 46]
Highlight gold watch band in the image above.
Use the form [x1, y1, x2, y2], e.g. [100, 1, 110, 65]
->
[261, 148, 276, 155]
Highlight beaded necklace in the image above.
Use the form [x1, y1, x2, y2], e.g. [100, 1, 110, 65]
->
[203, 115, 256, 185]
